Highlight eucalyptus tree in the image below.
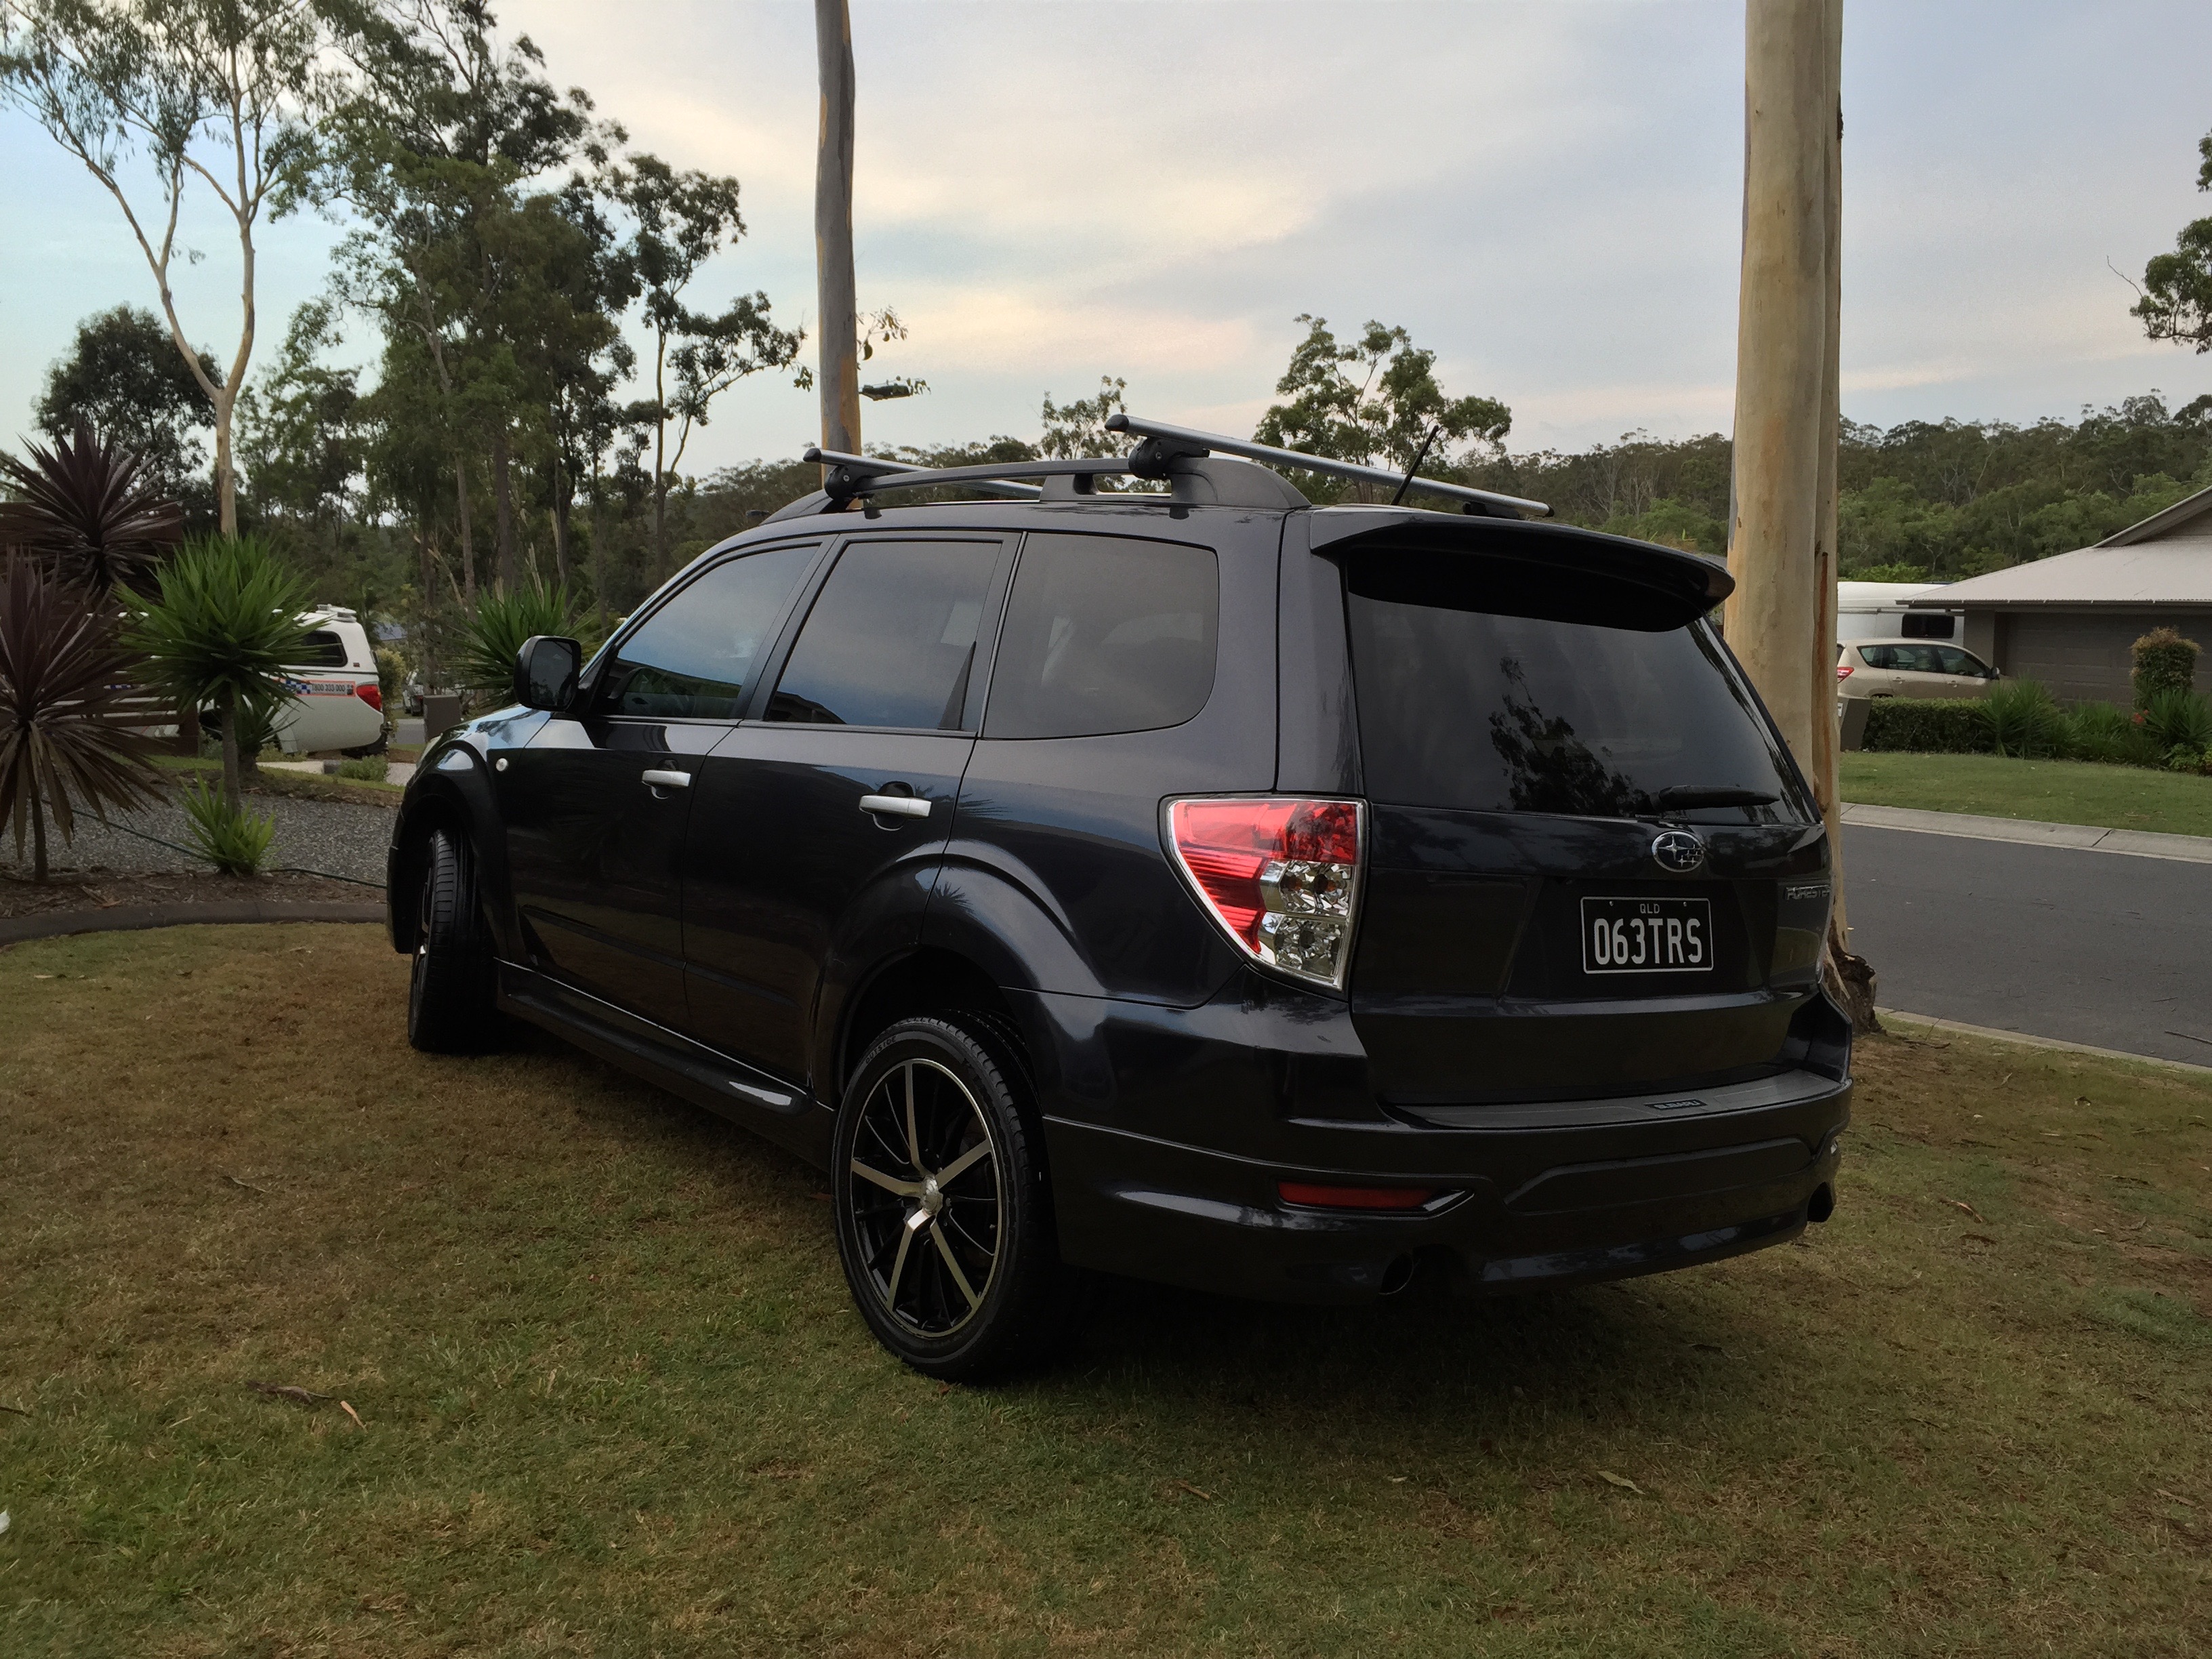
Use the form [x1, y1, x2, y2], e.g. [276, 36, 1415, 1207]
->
[1254, 315, 1511, 502]
[609, 153, 799, 582]
[2132, 127, 2212, 355]
[0, 0, 325, 535]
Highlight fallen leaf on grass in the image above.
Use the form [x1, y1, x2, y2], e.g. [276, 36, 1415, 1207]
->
[1174, 1480, 1214, 1502]
[1945, 1198, 1988, 1224]
[2154, 1488, 2196, 1509]
[0, 1511, 9, 1537]
[247, 1380, 331, 1406]
[222, 1172, 270, 1195]
[339, 1401, 364, 1430]
[1596, 1471, 1645, 1495]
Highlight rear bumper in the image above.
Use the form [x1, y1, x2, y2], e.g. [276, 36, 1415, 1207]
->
[1023, 983, 1852, 1304]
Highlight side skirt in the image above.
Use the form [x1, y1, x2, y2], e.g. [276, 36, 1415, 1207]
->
[495, 960, 836, 1168]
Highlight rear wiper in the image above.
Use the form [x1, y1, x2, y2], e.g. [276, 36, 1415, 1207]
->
[1647, 786, 1780, 811]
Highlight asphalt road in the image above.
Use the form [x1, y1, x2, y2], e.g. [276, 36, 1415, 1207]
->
[1841, 823, 2212, 1066]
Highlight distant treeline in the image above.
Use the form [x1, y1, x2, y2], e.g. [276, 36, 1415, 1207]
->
[1463, 391, 2212, 579]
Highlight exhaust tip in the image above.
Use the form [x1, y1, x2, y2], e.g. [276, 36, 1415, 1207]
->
[1378, 1254, 1417, 1297]
[1807, 1183, 1836, 1225]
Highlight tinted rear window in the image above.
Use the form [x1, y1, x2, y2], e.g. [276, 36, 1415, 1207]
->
[295, 630, 350, 669]
[1346, 561, 1807, 822]
[985, 533, 1218, 739]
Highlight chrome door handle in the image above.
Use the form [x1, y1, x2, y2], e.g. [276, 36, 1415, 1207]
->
[859, 793, 930, 819]
[641, 769, 691, 790]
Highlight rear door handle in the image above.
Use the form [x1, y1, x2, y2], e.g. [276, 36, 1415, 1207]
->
[641, 769, 691, 790]
[859, 793, 930, 819]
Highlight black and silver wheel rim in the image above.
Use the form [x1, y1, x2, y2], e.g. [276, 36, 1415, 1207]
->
[846, 1057, 1002, 1337]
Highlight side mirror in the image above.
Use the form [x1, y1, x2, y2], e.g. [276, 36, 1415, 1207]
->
[514, 634, 582, 711]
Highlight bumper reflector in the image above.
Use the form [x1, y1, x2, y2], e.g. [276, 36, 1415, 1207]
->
[1278, 1181, 1435, 1211]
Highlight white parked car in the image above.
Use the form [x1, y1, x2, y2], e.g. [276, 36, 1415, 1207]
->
[271, 607, 387, 756]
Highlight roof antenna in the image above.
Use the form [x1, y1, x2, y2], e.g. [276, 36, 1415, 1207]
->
[1390, 425, 1441, 507]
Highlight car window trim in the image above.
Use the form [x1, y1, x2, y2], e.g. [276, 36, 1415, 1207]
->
[581, 537, 831, 725]
[750, 530, 1017, 735]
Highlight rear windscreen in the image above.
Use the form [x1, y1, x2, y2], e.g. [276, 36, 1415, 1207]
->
[1346, 562, 1809, 822]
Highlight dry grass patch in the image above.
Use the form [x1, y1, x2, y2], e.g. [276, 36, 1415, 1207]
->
[1, 925, 2208, 1656]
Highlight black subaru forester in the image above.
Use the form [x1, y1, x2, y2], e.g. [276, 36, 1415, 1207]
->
[390, 418, 1850, 1379]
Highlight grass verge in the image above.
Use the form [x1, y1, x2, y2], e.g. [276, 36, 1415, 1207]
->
[3, 924, 2209, 1656]
[150, 754, 401, 808]
[1841, 750, 2212, 838]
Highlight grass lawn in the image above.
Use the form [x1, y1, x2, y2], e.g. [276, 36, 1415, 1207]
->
[1841, 751, 2212, 838]
[3, 925, 2209, 1656]
[150, 754, 402, 808]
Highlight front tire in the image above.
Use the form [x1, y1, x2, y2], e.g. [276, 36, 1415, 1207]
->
[832, 1017, 1069, 1380]
[407, 828, 497, 1054]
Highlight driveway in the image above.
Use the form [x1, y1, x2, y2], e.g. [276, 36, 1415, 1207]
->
[1841, 822, 2212, 1066]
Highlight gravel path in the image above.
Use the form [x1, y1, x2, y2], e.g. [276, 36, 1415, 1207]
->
[0, 790, 393, 887]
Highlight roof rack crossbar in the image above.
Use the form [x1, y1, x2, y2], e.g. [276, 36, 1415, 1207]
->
[1105, 413, 1551, 518]
[804, 447, 1046, 500]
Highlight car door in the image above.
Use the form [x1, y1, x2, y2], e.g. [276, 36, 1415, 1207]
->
[1932, 644, 1994, 697]
[497, 541, 823, 1023]
[1887, 642, 1953, 697]
[680, 533, 1014, 1086]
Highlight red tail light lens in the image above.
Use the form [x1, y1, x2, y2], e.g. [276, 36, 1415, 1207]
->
[1167, 796, 1364, 989]
[1835, 663, 1853, 681]
[355, 682, 384, 711]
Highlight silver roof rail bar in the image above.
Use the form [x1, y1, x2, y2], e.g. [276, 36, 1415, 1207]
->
[1105, 413, 1551, 518]
[805, 447, 1046, 500]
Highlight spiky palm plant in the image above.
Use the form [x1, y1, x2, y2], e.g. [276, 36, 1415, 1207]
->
[0, 422, 184, 596]
[457, 582, 587, 701]
[0, 558, 168, 882]
[129, 537, 311, 811]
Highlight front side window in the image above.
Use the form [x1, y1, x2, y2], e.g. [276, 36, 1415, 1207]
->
[605, 543, 818, 719]
[985, 533, 1218, 739]
[768, 538, 1004, 729]
[1933, 646, 1986, 677]
[1345, 554, 1808, 822]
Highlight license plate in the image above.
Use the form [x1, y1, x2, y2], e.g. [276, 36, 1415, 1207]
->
[1581, 897, 1713, 975]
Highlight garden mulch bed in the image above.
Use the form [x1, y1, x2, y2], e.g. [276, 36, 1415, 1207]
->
[0, 866, 376, 922]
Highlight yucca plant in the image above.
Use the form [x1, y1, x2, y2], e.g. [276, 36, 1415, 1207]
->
[0, 422, 184, 596]
[0, 558, 168, 882]
[2142, 687, 2212, 760]
[2062, 700, 2134, 764]
[179, 777, 276, 876]
[1980, 677, 2067, 759]
[456, 582, 587, 701]
[129, 536, 311, 812]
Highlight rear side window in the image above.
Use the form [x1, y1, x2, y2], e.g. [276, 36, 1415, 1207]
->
[607, 543, 817, 719]
[985, 533, 1218, 739]
[295, 629, 350, 669]
[1345, 554, 1806, 822]
[768, 538, 1003, 729]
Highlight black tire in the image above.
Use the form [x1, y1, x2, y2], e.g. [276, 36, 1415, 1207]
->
[342, 733, 390, 758]
[832, 1016, 1071, 1381]
[407, 828, 498, 1054]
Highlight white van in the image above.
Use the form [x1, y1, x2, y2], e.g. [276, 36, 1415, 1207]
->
[271, 607, 387, 756]
[1836, 580, 1961, 647]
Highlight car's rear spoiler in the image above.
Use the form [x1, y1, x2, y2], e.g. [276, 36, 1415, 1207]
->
[1309, 510, 1733, 631]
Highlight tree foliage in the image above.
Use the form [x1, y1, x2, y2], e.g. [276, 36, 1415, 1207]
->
[34, 304, 218, 518]
[2133, 127, 2212, 354]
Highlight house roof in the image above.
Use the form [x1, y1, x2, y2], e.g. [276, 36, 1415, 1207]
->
[1906, 481, 2212, 608]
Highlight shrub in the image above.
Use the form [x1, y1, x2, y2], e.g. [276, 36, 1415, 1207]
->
[336, 755, 388, 783]
[2142, 687, 2212, 758]
[1860, 698, 1993, 754]
[0, 558, 168, 881]
[1982, 678, 2068, 758]
[2062, 700, 2135, 763]
[0, 422, 184, 596]
[129, 536, 311, 811]
[457, 583, 586, 701]
[180, 777, 276, 876]
[2131, 627, 2199, 709]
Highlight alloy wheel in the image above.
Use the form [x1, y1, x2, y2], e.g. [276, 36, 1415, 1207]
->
[845, 1058, 1002, 1336]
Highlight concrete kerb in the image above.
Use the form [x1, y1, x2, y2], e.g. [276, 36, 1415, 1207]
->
[0, 901, 386, 948]
[1841, 802, 2212, 864]
[1878, 1008, 2212, 1079]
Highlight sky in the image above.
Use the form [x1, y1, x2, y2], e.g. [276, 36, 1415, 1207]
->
[3, 0, 2210, 478]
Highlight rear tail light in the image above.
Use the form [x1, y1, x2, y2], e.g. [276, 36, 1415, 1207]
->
[1835, 663, 1853, 682]
[1278, 1181, 1435, 1210]
[355, 682, 384, 711]
[1166, 796, 1364, 990]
